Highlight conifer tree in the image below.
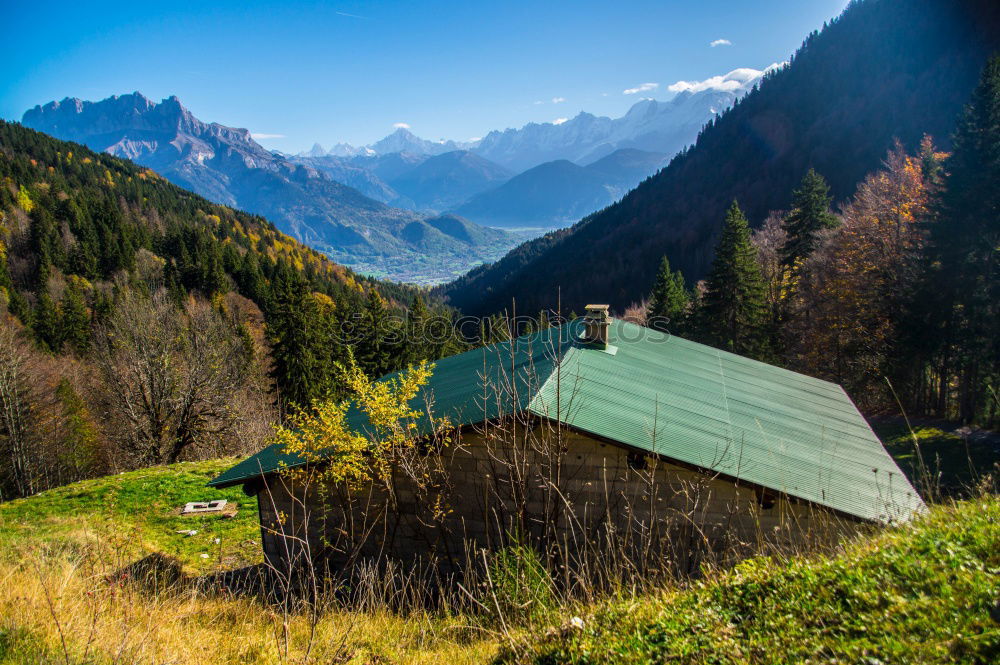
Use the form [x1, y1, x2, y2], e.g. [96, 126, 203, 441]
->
[699, 201, 769, 358]
[918, 55, 1000, 423]
[163, 261, 187, 308]
[356, 290, 398, 378]
[59, 281, 91, 354]
[6, 289, 30, 326]
[918, 134, 945, 188]
[780, 168, 839, 270]
[405, 294, 432, 365]
[647, 256, 688, 334]
[33, 291, 61, 352]
[267, 269, 322, 409]
[235, 251, 266, 304]
[201, 244, 228, 296]
[0, 252, 13, 314]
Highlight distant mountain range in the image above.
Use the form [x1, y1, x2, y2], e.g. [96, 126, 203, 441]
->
[440, 0, 1000, 316]
[387, 150, 513, 211]
[307, 128, 475, 158]
[453, 149, 668, 228]
[21, 94, 515, 284]
[16, 61, 823, 286]
[289, 74, 764, 230]
[473, 70, 774, 173]
[302, 69, 769, 172]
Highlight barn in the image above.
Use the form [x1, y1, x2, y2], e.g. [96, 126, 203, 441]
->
[210, 306, 924, 577]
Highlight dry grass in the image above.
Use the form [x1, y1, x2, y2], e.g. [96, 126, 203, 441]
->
[0, 461, 502, 664]
[0, 537, 501, 664]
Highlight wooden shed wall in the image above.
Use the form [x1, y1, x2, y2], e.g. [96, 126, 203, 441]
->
[255, 428, 855, 575]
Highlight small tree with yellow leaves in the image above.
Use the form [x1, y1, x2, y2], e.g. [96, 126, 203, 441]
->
[262, 353, 453, 588]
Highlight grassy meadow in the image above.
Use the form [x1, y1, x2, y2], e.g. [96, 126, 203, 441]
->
[0, 459, 997, 664]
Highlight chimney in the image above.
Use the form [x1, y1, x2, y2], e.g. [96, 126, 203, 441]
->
[583, 304, 610, 348]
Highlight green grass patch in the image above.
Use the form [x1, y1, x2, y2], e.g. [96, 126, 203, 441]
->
[506, 496, 1000, 665]
[871, 419, 999, 495]
[0, 459, 261, 573]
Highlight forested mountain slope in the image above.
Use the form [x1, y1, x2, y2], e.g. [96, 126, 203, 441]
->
[441, 0, 1000, 315]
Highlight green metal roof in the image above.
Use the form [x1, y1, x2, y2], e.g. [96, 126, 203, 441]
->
[210, 318, 924, 523]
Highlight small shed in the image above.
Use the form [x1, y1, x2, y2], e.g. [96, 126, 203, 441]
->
[211, 312, 924, 576]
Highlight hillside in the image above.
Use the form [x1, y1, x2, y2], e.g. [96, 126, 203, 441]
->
[0, 459, 260, 573]
[0, 119, 365, 308]
[0, 461, 995, 664]
[0, 119, 449, 319]
[387, 150, 512, 212]
[441, 0, 1000, 315]
[21, 94, 515, 283]
[0, 120, 466, 501]
[0, 461, 497, 665]
[454, 160, 614, 229]
[584, 148, 668, 185]
[453, 149, 667, 229]
[503, 494, 1000, 664]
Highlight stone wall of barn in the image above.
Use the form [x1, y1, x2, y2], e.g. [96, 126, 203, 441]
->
[254, 428, 857, 576]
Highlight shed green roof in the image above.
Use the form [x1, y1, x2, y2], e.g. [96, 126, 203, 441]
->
[211, 318, 924, 523]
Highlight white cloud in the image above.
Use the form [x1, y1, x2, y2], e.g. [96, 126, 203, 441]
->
[710, 38, 732, 47]
[533, 100, 545, 105]
[250, 133, 285, 140]
[392, 122, 411, 129]
[552, 96, 566, 104]
[667, 63, 785, 94]
[553, 117, 568, 125]
[623, 82, 658, 95]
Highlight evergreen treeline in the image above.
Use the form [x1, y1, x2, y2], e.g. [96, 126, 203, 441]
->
[0, 121, 461, 499]
[644, 55, 1000, 426]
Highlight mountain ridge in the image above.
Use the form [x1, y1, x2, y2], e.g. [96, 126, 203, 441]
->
[302, 67, 772, 172]
[387, 150, 513, 212]
[22, 93, 515, 284]
[451, 149, 668, 229]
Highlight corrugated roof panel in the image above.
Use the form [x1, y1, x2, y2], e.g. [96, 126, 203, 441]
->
[527, 320, 923, 522]
[210, 317, 924, 523]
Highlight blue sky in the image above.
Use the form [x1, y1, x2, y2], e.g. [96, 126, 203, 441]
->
[1, 0, 849, 152]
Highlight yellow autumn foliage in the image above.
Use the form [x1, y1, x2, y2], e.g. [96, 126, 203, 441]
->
[16, 185, 33, 213]
[275, 358, 440, 488]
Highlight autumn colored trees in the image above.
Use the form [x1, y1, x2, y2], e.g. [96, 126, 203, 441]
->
[782, 142, 935, 399]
